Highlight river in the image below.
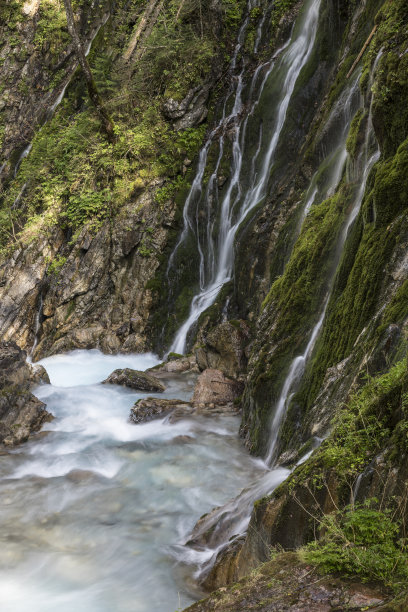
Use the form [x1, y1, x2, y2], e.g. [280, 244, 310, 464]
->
[0, 350, 268, 612]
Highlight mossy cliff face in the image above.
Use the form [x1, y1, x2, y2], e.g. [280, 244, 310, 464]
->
[240, 0, 408, 457]
[182, 0, 408, 606]
[0, 0, 247, 357]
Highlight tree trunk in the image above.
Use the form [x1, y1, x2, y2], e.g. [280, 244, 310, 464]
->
[123, 0, 161, 63]
[63, 0, 115, 142]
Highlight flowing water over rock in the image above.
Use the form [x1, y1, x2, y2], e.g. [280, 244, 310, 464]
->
[169, 0, 322, 354]
[0, 350, 266, 612]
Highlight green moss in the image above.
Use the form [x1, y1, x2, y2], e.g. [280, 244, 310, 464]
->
[346, 109, 366, 159]
[298, 139, 408, 410]
[303, 501, 408, 590]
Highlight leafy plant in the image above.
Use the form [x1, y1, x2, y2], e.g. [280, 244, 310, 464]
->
[303, 500, 408, 589]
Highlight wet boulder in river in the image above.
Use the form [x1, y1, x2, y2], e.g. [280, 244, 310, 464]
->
[102, 368, 165, 392]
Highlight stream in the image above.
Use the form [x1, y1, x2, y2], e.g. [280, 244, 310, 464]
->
[0, 350, 269, 612]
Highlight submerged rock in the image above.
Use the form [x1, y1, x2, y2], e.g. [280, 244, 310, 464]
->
[130, 398, 193, 424]
[0, 341, 52, 446]
[102, 368, 165, 392]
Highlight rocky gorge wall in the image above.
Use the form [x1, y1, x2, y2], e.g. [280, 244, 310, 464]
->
[0, 0, 248, 357]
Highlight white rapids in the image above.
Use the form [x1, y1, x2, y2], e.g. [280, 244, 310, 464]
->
[0, 350, 267, 612]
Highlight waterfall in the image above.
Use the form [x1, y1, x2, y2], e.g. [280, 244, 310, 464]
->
[175, 48, 383, 584]
[264, 53, 382, 466]
[300, 71, 361, 223]
[169, 0, 322, 355]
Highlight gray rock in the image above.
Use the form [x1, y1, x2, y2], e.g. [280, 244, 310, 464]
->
[130, 398, 192, 424]
[0, 341, 53, 446]
[102, 368, 165, 392]
[195, 320, 250, 379]
[30, 364, 50, 385]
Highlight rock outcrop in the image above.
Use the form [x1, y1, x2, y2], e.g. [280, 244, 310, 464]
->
[195, 321, 250, 379]
[0, 191, 177, 358]
[184, 552, 389, 612]
[0, 341, 52, 445]
[102, 368, 165, 392]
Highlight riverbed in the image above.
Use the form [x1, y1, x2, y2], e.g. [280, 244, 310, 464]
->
[0, 350, 268, 612]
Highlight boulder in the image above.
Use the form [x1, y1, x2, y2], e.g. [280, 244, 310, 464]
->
[192, 369, 243, 405]
[0, 341, 53, 446]
[195, 321, 250, 379]
[147, 354, 197, 375]
[102, 368, 165, 392]
[30, 364, 50, 385]
[130, 398, 193, 424]
[130, 397, 239, 425]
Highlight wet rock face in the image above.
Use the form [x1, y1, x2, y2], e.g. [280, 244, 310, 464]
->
[0, 341, 52, 445]
[130, 398, 192, 424]
[184, 552, 386, 612]
[192, 369, 244, 405]
[102, 368, 165, 393]
[0, 191, 176, 358]
[195, 321, 250, 379]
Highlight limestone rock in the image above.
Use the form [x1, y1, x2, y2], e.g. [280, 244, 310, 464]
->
[30, 364, 50, 385]
[148, 354, 197, 374]
[130, 398, 193, 424]
[130, 397, 239, 425]
[195, 321, 250, 379]
[0, 341, 53, 446]
[192, 369, 243, 405]
[102, 368, 165, 392]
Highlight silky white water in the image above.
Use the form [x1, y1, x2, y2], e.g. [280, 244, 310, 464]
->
[0, 350, 267, 612]
[169, 0, 322, 354]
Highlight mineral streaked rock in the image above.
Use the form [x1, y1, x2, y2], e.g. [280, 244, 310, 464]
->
[0, 341, 52, 446]
[102, 368, 165, 392]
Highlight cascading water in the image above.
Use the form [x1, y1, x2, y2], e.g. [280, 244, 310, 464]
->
[173, 49, 383, 585]
[264, 54, 382, 466]
[169, 0, 322, 355]
[0, 350, 267, 612]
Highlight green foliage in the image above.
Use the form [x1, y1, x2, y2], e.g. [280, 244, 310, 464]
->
[47, 254, 67, 275]
[303, 501, 408, 589]
[321, 358, 407, 480]
[34, 0, 70, 53]
[270, 0, 298, 35]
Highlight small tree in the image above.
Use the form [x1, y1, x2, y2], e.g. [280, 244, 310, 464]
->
[63, 0, 115, 142]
